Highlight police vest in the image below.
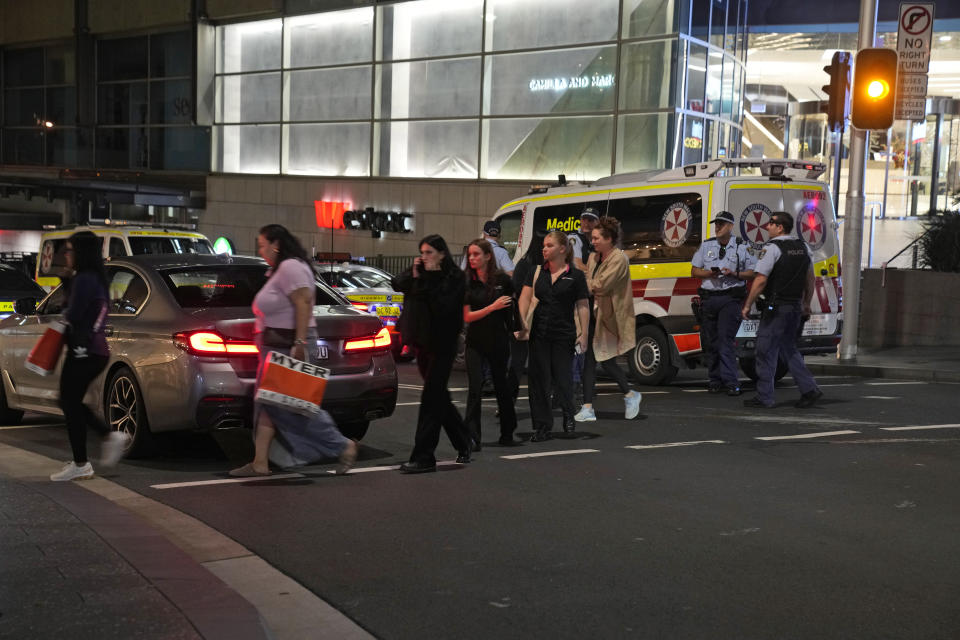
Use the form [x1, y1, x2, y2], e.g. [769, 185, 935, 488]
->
[578, 231, 593, 263]
[765, 239, 810, 303]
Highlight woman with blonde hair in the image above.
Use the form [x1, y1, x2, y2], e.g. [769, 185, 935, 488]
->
[517, 230, 590, 442]
[575, 217, 642, 422]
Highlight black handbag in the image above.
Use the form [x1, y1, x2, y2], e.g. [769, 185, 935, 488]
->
[262, 327, 296, 348]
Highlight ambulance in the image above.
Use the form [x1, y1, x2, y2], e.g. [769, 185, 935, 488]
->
[492, 158, 842, 385]
[36, 224, 214, 291]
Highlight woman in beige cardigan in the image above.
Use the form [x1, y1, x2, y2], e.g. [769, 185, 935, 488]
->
[574, 217, 642, 422]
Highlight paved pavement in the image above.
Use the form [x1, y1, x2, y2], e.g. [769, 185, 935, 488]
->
[805, 345, 960, 382]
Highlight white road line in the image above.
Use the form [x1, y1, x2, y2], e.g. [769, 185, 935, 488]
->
[151, 473, 305, 489]
[862, 396, 898, 400]
[865, 381, 927, 386]
[880, 424, 960, 432]
[816, 383, 855, 387]
[501, 449, 599, 460]
[682, 389, 709, 393]
[755, 430, 860, 441]
[626, 440, 726, 450]
[339, 464, 401, 473]
[0, 423, 62, 430]
[396, 402, 421, 406]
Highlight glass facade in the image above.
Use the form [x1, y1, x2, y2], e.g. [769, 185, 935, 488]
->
[1, 45, 77, 166]
[212, 0, 747, 179]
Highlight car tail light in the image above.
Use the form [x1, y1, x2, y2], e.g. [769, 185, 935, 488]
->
[350, 302, 370, 312]
[174, 330, 259, 356]
[343, 327, 391, 352]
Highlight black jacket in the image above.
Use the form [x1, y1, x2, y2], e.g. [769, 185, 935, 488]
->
[393, 267, 465, 351]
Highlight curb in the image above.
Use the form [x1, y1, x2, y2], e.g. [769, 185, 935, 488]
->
[0, 442, 374, 640]
[806, 362, 960, 383]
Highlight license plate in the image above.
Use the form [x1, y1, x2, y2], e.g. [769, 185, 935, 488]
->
[376, 306, 401, 317]
[740, 319, 759, 334]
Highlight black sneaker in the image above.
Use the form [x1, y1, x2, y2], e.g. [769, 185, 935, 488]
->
[726, 386, 742, 397]
[456, 450, 472, 464]
[794, 389, 823, 408]
[530, 429, 552, 443]
[399, 461, 437, 474]
[498, 435, 520, 446]
[708, 383, 723, 394]
[743, 396, 774, 409]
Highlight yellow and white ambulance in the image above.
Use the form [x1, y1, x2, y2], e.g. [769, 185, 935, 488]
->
[36, 224, 214, 291]
[493, 159, 842, 385]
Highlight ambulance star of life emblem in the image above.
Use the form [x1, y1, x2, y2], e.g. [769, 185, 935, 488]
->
[740, 204, 772, 249]
[661, 202, 692, 248]
[797, 206, 826, 251]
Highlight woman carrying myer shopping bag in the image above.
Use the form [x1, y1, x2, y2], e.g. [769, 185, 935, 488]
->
[229, 224, 357, 477]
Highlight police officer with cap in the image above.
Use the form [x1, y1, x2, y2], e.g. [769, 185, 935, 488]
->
[571, 207, 600, 272]
[463, 220, 515, 274]
[741, 211, 822, 409]
[691, 210, 756, 395]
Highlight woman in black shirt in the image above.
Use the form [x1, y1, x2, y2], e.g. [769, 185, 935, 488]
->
[518, 231, 590, 442]
[463, 239, 518, 447]
[392, 234, 473, 473]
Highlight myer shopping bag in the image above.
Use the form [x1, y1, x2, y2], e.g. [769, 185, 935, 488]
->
[255, 350, 329, 416]
[25, 321, 67, 376]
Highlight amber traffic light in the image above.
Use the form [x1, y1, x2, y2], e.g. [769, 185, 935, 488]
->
[851, 48, 898, 130]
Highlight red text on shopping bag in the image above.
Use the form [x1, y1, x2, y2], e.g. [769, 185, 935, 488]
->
[255, 351, 329, 415]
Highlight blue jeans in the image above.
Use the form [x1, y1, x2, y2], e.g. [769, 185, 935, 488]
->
[255, 331, 349, 463]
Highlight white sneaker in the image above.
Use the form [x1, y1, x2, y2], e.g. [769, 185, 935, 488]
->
[101, 431, 131, 467]
[50, 461, 94, 482]
[574, 406, 596, 422]
[624, 392, 642, 420]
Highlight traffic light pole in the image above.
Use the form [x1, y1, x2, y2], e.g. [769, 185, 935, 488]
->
[838, 0, 878, 361]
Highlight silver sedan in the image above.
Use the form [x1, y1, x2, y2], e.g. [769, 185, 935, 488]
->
[0, 255, 397, 456]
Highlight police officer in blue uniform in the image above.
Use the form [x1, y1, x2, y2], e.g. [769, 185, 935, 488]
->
[691, 211, 756, 395]
[741, 211, 823, 409]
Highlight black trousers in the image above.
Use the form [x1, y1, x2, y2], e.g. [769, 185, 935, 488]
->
[509, 335, 527, 398]
[411, 346, 471, 465]
[527, 336, 576, 432]
[58, 352, 110, 464]
[465, 343, 517, 442]
[581, 319, 632, 404]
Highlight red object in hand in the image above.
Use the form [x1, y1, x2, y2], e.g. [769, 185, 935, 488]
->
[26, 321, 67, 376]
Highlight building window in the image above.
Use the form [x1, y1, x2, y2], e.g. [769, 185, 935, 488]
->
[211, 0, 746, 180]
[2, 45, 77, 166]
[96, 31, 208, 171]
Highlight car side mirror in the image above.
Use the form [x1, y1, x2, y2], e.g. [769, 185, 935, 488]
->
[14, 297, 37, 315]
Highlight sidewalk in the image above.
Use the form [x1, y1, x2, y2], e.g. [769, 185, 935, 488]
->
[0, 474, 270, 640]
[804, 345, 960, 383]
[0, 443, 373, 640]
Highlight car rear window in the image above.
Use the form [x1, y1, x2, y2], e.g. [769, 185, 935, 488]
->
[344, 270, 392, 289]
[0, 266, 44, 293]
[161, 265, 344, 308]
[129, 237, 214, 255]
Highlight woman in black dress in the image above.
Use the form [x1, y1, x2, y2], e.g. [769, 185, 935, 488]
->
[463, 239, 518, 447]
[392, 234, 473, 473]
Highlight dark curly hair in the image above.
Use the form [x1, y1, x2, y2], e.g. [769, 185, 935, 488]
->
[594, 216, 622, 245]
[259, 224, 309, 266]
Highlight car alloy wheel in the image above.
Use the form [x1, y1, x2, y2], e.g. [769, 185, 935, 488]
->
[106, 368, 152, 457]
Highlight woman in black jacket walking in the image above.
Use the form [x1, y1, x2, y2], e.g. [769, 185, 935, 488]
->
[463, 239, 518, 447]
[392, 234, 473, 473]
[50, 231, 129, 481]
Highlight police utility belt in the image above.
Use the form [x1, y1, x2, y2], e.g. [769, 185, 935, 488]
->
[697, 286, 746, 300]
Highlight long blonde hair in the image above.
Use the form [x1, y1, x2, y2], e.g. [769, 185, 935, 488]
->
[545, 230, 573, 266]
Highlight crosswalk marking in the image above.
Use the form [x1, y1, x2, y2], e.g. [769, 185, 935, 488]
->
[880, 424, 960, 431]
[755, 430, 859, 441]
[501, 449, 599, 460]
[626, 440, 726, 450]
[151, 473, 305, 489]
